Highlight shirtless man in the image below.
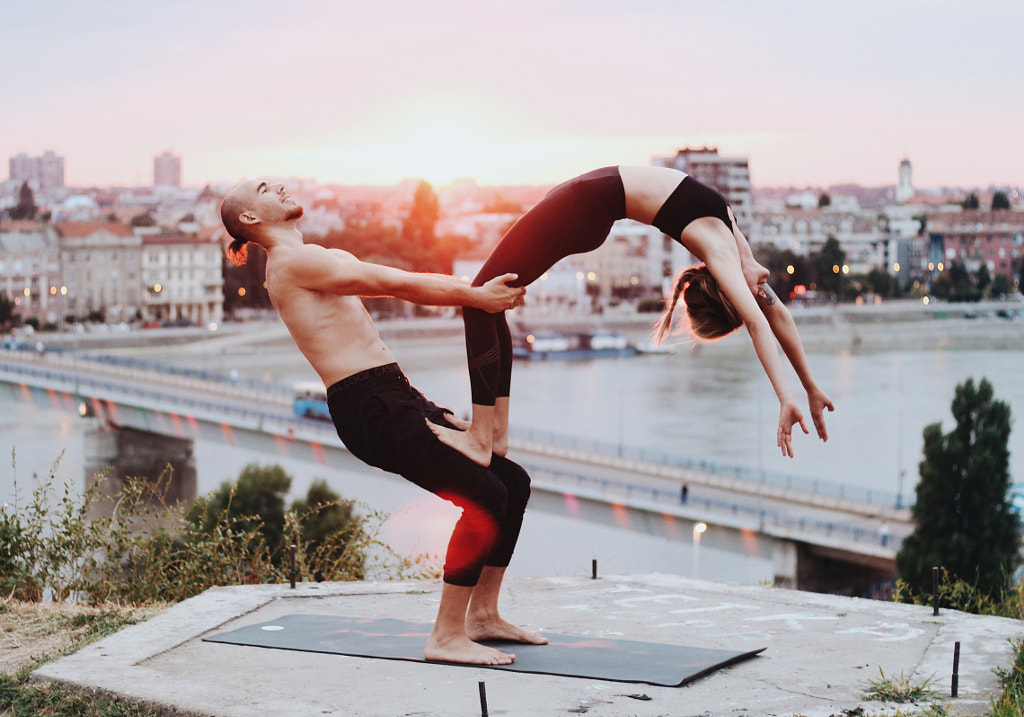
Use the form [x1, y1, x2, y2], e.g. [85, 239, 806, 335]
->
[220, 178, 545, 665]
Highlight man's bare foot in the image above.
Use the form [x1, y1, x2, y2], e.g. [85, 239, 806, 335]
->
[424, 633, 515, 665]
[466, 615, 548, 645]
[426, 419, 492, 466]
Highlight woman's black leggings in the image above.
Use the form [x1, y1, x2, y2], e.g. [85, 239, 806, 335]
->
[463, 166, 627, 406]
[462, 167, 734, 407]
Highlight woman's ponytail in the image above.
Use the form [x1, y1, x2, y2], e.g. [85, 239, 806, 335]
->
[652, 265, 742, 344]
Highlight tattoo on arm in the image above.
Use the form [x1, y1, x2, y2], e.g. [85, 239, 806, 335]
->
[763, 284, 778, 306]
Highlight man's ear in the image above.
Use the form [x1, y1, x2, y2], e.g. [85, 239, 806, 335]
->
[239, 211, 259, 227]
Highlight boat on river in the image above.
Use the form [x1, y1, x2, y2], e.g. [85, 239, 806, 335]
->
[512, 328, 637, 360]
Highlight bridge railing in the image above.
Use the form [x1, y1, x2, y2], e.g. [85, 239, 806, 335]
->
[510, 425, 906, 510]
[23, 345, 293, 400]
[0, 358, 332, 437]
[522, 460, 899, 550]
[3, 348, 908, 511]
[2, 359, 899, 550]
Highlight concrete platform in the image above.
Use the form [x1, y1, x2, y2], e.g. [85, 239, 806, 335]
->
[32, 574, 1024, 716]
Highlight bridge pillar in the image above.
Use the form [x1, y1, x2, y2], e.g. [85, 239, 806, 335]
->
[772, 541, 798, 588]
[84, 423, 197, 517]
[794, 543, 896, 597]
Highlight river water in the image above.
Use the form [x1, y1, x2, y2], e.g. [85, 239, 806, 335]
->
[3, 311, 1023, 583]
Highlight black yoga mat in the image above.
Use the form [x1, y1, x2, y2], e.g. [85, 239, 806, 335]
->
[204, 614, 764, 687]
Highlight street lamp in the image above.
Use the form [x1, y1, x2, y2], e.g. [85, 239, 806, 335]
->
[692, 522, 708, 578]
[58, 286, 67, 333]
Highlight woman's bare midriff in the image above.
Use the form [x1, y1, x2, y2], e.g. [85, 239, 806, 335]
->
[618, 165, 688, 225]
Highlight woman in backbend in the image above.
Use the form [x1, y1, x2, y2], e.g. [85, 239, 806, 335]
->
[428, 165, 834, 466]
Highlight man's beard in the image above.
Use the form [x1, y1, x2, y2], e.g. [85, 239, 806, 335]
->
[285, 205, 304, 221]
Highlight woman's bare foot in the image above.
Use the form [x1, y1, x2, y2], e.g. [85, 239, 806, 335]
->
[491, 430, 509, 458]
[424, 632, 515, 665]
[442, 412, 472, 431]
[466, 615, 548, 645]
[426, 419, 492, 466]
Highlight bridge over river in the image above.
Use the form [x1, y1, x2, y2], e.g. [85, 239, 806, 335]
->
[0, 345, 912, 593]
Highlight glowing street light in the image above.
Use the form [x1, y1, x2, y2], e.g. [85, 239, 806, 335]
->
[692, 522, 708, 578]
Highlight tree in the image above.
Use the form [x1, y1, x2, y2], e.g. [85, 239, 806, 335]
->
[865, 266, 893, 298]
[991, 191, 1011, 211]
[186, 465, 365, 575]
[961, 192, 980, 210]
[754, 245, 810, 301]
[290, 479, 365, 580]
[945, 261, 981, 302]
[990, 273, 1014, 299]
[811, 236, 846, 298]
[222, 249, 272, 316]
[896, 378, 1019, 596]
[818, 193, 831, 208]
[0, 293, 17, 332]
[187, 463, 291, 556]
[10, 182, 37, 221]
[402, 180, 440, 270]
[974, 264, 992, 295]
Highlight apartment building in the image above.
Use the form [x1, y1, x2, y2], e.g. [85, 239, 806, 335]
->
[8, 151, 65, 195]
[154, 151, 182, 188]
[141, 229, 224, 325]
[54, 222, 143, 323]
[653, 147, 753, 234]
[0, 221, 62, 326]
[928, 211, 1024, 279]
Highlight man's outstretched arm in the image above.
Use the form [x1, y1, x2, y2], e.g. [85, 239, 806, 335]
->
[283, 244, 523, 312]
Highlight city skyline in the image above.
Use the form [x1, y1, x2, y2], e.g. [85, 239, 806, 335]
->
[3, 0, 1021, 190]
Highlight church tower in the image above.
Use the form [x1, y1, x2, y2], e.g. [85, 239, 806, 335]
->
[895, 158, 914, 204]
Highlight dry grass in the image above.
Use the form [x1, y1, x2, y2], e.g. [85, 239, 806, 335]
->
[0, 600, 166, 675]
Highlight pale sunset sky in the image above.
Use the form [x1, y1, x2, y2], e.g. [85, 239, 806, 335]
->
[3, 0, 1021, 190]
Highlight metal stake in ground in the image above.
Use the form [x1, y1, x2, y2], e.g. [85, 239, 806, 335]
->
[951, 641, 961, 698]
[290, 545, 297, 589]
[478, 680, 489, 717]
[932, 566, 940, 616]
[592, 559, 597, 580]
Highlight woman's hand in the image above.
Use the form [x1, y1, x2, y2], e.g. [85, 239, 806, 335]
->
[806, 386, 835, 441]
[777, 396, 809, 458]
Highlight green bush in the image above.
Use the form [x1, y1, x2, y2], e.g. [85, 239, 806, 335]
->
[0, 455, 435, 604]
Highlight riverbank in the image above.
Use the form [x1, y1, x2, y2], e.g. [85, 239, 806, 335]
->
[22, 298, 1024, 359]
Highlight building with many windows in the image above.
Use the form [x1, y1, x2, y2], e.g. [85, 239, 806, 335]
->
[0, 221, 62, 327]
[653, 147, 753, 234]
[54, 222, 142, 323]
[927, 211, 1024, 280]
[8, 151, 65, 195]
[141, 229, 224, 325]
[153, 151, 182, 188]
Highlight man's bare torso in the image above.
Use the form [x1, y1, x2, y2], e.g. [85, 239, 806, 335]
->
[265, 246, 397, 388]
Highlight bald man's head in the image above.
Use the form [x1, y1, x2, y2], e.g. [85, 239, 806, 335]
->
[219, 179, 304, 265]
